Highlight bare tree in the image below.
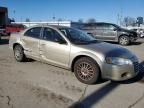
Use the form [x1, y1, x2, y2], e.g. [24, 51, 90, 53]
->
[123, 17, 136, 27]
[78, 19, 84, 23]
[25, 18, 30, 22]
[58, 18, 63, 21]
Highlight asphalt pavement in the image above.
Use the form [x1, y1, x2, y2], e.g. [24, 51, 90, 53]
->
[0, 37, 144, 108]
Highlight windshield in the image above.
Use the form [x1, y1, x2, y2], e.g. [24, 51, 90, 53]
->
[113, 24, 122, 29]
[59, 28, 97, 44]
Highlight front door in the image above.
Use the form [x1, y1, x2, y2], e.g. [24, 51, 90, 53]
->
[94, 24, 104, 40]
[40, 27, 70, 68]
[102, 24, 117, 41]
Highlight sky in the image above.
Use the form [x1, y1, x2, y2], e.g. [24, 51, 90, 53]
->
[0, 0, 144, 23]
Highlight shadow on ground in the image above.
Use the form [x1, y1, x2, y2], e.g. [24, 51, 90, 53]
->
[23, 58, 35, 62]
[69, 82, 119, 108]
[69, 61, 144, 108]
[130, 41, 143, 46]
[115, 61, 144, 84]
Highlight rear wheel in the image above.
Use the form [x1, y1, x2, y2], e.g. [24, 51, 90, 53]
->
[0, 34, 1, 40]
[119, 35, 130, 45]
[14, 45, 25, 62]
[74, 57, 100, 84]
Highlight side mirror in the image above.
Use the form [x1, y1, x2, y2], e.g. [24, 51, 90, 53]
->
[87, 33, 93, 35]
[113, 28, 117, 31]
[55, 38, 67, 44]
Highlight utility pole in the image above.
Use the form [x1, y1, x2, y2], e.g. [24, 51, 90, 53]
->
[20, 16, 23, 22]
[119, 8, 123, 26]
[117, 14, 120, 25]
[52, 14, 56, 21]
[13, 10, 16, 21]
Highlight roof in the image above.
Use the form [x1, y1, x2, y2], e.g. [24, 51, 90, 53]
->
[84, 22, 116, 25]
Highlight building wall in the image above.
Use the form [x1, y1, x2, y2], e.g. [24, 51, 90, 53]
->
[13, 21, 72, 27]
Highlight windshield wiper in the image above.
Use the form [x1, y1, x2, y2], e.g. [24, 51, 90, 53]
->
[72, 40, 89, 44]
[72, 39, 98, 45]
[87, 40, 98, 43]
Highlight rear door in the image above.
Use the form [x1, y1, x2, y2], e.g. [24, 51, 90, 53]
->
[102, 24, 117, 41]
[21, 27, 42, 59]
[94, 23, 105, 40]
[39, 27, 70, 67]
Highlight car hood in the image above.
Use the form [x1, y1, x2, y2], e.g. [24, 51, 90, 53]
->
[79, 42, 135, 59]
[120, 28, 137, 34]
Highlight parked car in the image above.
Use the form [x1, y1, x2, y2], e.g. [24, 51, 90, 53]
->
[9, 25, 139, 84]
[81, 22, 138, 45]
[139, 29, 144, 38]
[0, 28, 5, 40]
[5, 24, 26, 35]
[131, 28, 144, 38]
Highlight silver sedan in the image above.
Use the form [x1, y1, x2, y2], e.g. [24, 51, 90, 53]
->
[9, 26, 139, 84]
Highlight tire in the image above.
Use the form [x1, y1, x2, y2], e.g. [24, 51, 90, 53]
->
[119, 35, 130, 45]
[14, 45, 25, 62]
[0, 34, 1, 40]
[74, 57, 100, 84]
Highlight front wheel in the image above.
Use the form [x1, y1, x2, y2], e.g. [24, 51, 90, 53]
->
[74, 57, 100, 84]
[14, 45, 25, 62]
[119, 36, 130, 45]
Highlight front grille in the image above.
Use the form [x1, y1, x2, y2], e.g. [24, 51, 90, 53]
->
[133, 62, 139, 73]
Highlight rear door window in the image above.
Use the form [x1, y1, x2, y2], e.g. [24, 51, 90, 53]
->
[102, 24, 115, 30]
[96, 24, 104, 30]
[24, 27, 42, 39]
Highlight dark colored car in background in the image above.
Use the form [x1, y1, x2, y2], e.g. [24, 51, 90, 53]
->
[81, 22, 138, 45]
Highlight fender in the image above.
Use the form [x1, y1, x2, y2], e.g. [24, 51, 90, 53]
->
[70, 51, 103, 72]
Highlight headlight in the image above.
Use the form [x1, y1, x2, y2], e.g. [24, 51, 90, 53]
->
[106, 57, 133, 65]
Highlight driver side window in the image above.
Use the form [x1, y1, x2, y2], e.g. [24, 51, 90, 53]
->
[43, 28, 66, 43]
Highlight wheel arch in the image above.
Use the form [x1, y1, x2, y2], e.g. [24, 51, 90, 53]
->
[13, 43, 24, 50]
[118, 34, 129, 40]
[71, 55, 101, 73]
